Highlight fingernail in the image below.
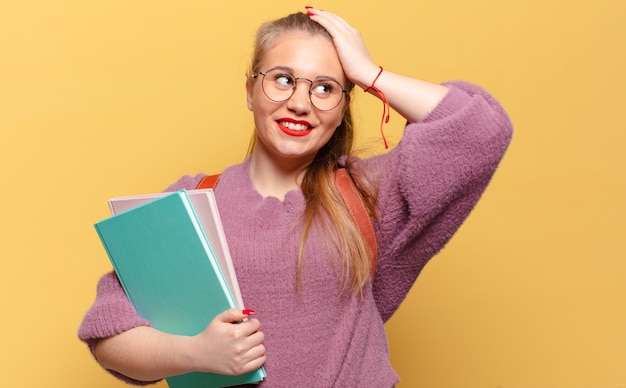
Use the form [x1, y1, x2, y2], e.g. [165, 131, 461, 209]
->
[242, 309, 256, 315]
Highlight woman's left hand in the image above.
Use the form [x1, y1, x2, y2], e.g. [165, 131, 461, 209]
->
[306, 7, 380, 89]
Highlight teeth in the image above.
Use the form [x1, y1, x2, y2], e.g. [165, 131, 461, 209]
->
[280, 121, 309, 131]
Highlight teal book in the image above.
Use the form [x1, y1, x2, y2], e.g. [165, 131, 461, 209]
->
[94, 189, 266, 388]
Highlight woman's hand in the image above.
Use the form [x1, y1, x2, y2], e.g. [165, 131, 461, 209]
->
[94, 308, 265, 382]
[187, 308, 266, 376]
[306, 7, 380, 89]
[307, 6, 449, 124]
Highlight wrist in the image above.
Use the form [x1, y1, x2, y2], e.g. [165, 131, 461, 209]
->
[360, 65, 390, 148]
[353, 64, 385, 91]
[363, 66, 384, 93]
[178, 334, 204, 374]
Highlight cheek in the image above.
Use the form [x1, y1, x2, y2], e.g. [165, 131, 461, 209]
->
[252, 107, 266, 129]
[321, 115, 344, 143]
[249, 93, 268, 117]
[328, 111, 345, 130]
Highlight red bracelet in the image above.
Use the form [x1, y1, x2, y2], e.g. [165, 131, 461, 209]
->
[364, 66, 384, 93]
[364, 66, 389, 149]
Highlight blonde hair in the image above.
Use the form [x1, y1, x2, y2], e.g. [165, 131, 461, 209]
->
[247, 12, 378, 293]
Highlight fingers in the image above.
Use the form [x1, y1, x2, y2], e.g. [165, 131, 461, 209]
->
[226, 314, 265, 375]
[215, 309, 262, 342]
[307, 7, 354, 38]
[240, 339, 266, 373]
[216, 308, 255, 324]
[305, 7, 378, 89]
[192, 309, 265, 375]
[228, 330, 266, 375]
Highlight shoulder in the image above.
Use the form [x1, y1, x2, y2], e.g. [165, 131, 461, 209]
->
[211, 158, 251, 189]
[162, 159, 250, 193]
[162, 173, 207, 192]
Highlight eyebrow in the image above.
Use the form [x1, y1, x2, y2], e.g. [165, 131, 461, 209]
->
[266, 66, 342, 83]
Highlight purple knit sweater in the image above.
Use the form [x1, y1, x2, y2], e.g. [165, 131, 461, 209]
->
[78, 81, 512, 387]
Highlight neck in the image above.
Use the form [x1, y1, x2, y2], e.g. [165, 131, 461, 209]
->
[249, 150, 313, 200]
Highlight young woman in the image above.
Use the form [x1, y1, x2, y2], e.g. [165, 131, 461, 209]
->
[79, 8, 513, 387]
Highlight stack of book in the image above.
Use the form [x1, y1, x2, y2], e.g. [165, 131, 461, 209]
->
[94, 189, 266, 387]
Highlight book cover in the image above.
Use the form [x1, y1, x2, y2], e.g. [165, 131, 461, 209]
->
[108, 188, 244, 308]
[94, 190, 265, 387]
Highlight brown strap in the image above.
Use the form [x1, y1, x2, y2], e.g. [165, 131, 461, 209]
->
[196, 169, 378, 278]
[195, 174, 221, 189]
[334, 168, 378, 278]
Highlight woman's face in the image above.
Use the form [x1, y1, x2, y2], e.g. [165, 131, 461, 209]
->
[247, 32, 348, 165]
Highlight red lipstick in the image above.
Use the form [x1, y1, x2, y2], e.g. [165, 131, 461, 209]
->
[277, 118, 313, 137]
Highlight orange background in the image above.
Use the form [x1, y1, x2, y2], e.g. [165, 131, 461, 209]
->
[1, 1, 624, 386]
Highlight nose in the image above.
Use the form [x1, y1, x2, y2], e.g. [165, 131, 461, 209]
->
[286, 79, 312, 114]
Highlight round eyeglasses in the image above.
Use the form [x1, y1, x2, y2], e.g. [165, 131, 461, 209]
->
[254, 68, 347, 111]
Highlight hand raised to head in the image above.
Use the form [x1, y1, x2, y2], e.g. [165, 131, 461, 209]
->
[306, 7, 381, 90]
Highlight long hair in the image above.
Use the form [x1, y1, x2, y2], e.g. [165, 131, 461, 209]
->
[246, 12, 378, 293]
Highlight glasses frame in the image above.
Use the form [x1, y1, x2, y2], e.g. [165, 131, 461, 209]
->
[254, 68, 347, 111]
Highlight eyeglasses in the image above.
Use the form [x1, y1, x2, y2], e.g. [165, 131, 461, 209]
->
[254, 68, 347, 111]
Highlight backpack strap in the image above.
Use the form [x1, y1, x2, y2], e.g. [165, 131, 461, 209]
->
[195, 174, 221, 190]
[195, 169, 378, 278]
[333, 168, 378, 279]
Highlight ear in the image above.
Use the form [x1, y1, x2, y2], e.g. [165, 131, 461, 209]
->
[246, 79, 254, 111]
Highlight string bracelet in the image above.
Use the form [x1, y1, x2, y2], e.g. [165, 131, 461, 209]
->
[363, 66, 390, 149]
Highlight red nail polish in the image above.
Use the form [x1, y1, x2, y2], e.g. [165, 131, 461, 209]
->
[242, 309, 256, 315]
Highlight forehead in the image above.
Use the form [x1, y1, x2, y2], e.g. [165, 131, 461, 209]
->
[260, 32, 345, 82]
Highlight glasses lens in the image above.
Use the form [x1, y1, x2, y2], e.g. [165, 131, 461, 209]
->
[310, 79, 344, 111]
[260, 69, 345, 111]
[261, 69, 296, 102]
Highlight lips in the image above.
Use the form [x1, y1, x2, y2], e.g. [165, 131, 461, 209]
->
[277, 119, 313, 137]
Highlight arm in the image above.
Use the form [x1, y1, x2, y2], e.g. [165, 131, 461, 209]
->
[94, 310, 266, 382]
[78, 273, 265, 383]
[371, 81, 513, 321]
[79, 274, 265, 383]
[78, 175, 263, 383]
[310, 9, 513, 320]
[307, 8, 449, 123]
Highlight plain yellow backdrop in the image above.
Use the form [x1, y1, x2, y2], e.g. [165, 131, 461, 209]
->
[1, 0, 624, 387]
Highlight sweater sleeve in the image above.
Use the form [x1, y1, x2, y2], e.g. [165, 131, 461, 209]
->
[77, 174, 206, 384]
[370, 81, 513, 322]
[77, 272, 157, 385]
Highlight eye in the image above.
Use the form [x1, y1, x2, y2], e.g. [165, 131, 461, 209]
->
[273, 74, 295, 89]
[311, 81, 338, 97]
